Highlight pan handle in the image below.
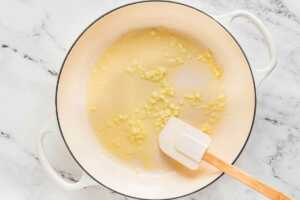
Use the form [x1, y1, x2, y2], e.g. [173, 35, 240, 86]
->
[215, 10, 277, 86]
[37, 129, 98, 190]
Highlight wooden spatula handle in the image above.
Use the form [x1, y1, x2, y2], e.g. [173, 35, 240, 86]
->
[203, 152, 292, 200]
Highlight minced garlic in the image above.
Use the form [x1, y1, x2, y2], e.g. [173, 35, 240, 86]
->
[184, 92, 202, 106]
[87, 27, 226, 170]
[197, 50, 223, 79]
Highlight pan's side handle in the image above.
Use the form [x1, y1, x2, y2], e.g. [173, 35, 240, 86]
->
[215, 10, 277, 86]
[37, 130, 98, 190]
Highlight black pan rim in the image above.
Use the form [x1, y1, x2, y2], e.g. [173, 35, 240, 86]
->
[55, 1, 257, 199]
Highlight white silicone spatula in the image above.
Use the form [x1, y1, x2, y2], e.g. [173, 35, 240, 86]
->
[159, 117, 292, 200]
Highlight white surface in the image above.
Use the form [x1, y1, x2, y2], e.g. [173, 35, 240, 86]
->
[160, 117, 211, 170]
[0, 0, 300, 200]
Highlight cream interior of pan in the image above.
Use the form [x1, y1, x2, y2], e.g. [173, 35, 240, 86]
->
[57, 2, 255, 199]
[87, 27, 226, 172]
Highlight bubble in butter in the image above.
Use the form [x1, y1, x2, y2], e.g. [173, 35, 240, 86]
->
[87, 27, 225, 171]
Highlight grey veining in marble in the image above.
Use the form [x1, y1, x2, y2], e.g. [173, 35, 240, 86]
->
[0, 0, 300, 199]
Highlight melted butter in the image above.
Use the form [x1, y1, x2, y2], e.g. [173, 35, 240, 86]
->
[87, 27, 226, 171]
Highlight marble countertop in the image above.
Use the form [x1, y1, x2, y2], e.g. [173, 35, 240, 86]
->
[1, 0, 300, 199]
